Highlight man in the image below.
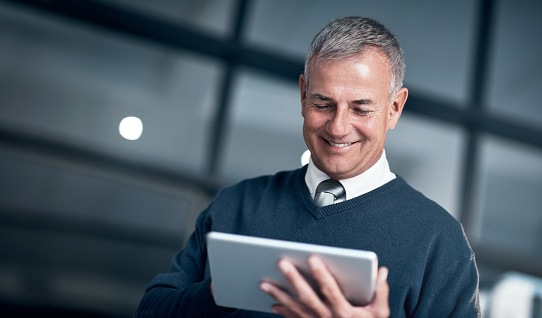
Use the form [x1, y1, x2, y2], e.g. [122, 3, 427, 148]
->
[135, 16, 481, 317]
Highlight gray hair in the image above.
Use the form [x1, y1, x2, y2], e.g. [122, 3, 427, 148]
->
[304, 16, 405, 100]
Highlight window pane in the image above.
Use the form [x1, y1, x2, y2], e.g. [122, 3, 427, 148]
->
[0, 3, 220, 174]
[385, 114, 465, 219]
[246, 0, 477, 103]
[0, 147, 201, 237]
[219, 68, 305, 183]
[473, 136, 542, 256]
[102, 0, 236, 37]
[487, 0, 542, 126]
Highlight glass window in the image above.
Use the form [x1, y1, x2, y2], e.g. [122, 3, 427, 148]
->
[487, 0, 542, 126]
[246, 0, 477, 103]
[385, 113, 466, 219]
[0, 4, 221, 174]
[472, 135, 542, 256]
[0, 147, 200, 236]
[219, 68, 306, 183]
[101, 0, 236, 37]
[0, 144, 212, 315]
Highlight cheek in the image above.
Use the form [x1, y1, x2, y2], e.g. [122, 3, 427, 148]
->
[304, 112, 326, 132]
[354, 117, 386, 139]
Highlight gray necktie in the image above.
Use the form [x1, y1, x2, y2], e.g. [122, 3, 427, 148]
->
[314, 179, 346, 207]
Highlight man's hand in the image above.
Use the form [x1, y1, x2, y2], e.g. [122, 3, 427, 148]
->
[260, 256, 390, 318]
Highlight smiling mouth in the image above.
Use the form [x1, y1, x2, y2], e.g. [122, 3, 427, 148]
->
[326, 139, 355, 147]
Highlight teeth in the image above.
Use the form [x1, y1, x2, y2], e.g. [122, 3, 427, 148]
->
[328, 140, 353, 147]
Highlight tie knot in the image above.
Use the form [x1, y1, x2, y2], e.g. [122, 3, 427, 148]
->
[314, 179, 345, 206]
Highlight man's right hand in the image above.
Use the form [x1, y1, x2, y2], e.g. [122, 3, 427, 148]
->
[260, 256, 390, 318]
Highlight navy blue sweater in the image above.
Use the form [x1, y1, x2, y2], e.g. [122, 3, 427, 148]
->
[135, 166, 480, 317]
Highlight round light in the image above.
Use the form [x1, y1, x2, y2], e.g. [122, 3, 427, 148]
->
[301, 149, 311, 166]
[119, 116, 143, 140]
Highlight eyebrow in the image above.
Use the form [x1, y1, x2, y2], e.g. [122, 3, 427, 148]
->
[353, 99, 374, 105]
[310, 93, 332, 101]
[310, 93, 374, 105]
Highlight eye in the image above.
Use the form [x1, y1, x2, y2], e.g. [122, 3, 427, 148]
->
[313, 103, 331, 110]
[354, 108, 371, 116]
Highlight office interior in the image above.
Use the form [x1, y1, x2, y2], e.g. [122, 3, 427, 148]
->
[0, 0, 541, 317]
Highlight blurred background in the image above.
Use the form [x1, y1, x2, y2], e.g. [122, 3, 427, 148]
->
[0, 0, 541, 317]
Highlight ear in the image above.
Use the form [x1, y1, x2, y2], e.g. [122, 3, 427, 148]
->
[299, 74, 307, 117]
[388, 87, 408, 130]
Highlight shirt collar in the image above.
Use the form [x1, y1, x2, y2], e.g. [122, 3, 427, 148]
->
[305, 149, 396, 201]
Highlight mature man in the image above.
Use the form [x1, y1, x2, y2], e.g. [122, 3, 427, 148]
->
[135, 16, 481, 317]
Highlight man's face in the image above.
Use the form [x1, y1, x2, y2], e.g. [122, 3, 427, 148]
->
[300, 48, 407, 180]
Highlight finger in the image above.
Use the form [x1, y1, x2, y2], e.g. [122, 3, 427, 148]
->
[375, 267, 389, 302]
[308, 255, 352, 311]
[260, 281, 300, 314]
[279, 259, 318, 301]
[270, 303, 304, 318]
[278, 259, 330, 317]
[368, 267, 390, 317]
[261, 281, 315, 318]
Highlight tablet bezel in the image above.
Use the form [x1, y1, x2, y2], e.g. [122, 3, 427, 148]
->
[206, 231, 378, 313]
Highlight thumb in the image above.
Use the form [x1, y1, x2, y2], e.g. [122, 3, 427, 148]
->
[370, 267, 390, 316]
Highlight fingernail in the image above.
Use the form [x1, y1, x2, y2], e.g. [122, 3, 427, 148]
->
[260, 282, 270, 292]
[380, 267, 389, 282]
[279, 260, 291, 273]
[308, 256, 320, 269]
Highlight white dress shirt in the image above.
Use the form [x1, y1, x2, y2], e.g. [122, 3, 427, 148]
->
[305, 149, 396, 203]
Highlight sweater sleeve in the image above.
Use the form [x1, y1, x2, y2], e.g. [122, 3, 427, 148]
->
[134, 209, 229, 318]
[413, 254, 481, 317]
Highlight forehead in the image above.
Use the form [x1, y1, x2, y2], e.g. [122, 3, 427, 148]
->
[307, 49, 391, 95]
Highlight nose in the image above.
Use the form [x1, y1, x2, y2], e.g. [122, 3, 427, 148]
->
[327, 107, 350, 137]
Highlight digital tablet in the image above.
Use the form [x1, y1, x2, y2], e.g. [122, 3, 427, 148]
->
[206, 231, 378, 313]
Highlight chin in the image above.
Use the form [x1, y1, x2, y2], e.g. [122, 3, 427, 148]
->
[319, 165, 354, 180]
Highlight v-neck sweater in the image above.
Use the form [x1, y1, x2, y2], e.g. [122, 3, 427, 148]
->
[135, 166, 480, 317]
